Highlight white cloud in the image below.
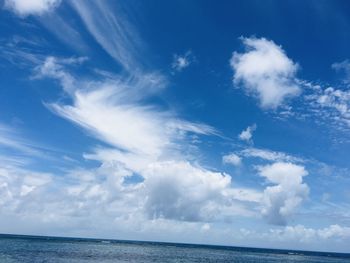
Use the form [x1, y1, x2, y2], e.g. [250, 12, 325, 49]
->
[258, 162, 309, 225]
[222, 153, 241, 166]
[34, 56, 87, 94]
[238, 124, 256, 142]
[38, 57, 215, 160]
[201, 223, 211, 232]
[268, 224, 350, 243]
[241, 147, 303, 163]
[172, 51, 194, 72]
[4, 0, 61, 16]
[317, 224, 350, 239]
[0, 123, 45, 159]
[69, 1, 142, 71]
[143, 161, 232, 221]
[231, 37, 301, 109]
[239, 224, 350, 249]
[332, 59, 350, 84]
[305, 85, 350, 129]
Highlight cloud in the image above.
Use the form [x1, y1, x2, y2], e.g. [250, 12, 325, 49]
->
[305, 85, 350, 129]
[258, 162, 309, 225]
[0, 165, 52, 211]
[143, 161, 232, 221]
[238, 124, 256, 143]
[37, 57, 215, 160]
[231, 37, 301, 109]
[241, 147, 303, 163]
[4, 0, 61, 16]
[172, 51, 194, 72]
[222, 153, 242, 166]
[240, 224, 350, 249]
[0, 123, 46, 159]
[34, 56, 87, 94]
[332, 59, 350, 84]
[0, 160, 142, 230]
[68, 0, 142, 71]
[268, 224, 350, 243]
[228, 37, 350, 132]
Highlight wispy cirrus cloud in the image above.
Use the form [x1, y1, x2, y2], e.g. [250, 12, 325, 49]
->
[68, 0, 142, 71]
[40, 57, 215, 159]
[241, 147, 303, 163]
[0, 123, 45, 159]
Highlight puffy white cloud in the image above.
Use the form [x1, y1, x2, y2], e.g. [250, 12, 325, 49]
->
[0, 165, 53, 214]
[172, 51, 194, 72]
[231, 37, 301, 109]
[143, 161, 232, 221]
[238, 124, 256, 142]
[317, 224, 350, 239]
[4, 0, 61, 16]
[223, 153, 242, 166]
[258, 162, 309, 225]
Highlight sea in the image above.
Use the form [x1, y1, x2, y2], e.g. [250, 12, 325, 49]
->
[0, 234, 349, 262]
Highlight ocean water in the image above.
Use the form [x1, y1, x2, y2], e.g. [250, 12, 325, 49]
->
[0, 234, 349, 262]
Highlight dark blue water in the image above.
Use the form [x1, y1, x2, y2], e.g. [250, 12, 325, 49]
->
[0, 234, 349, 262]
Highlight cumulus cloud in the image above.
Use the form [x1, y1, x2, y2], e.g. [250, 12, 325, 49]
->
[258, 162, 309, 225]
[222, 153, 242, 166]
[143, 161, 232, 221]
[238, 124, 256, 143]
[172, 51, 194, 72]
[231, 37, 301, 109]
[4, 0, 61, 16]
[0, 161, 142, 231]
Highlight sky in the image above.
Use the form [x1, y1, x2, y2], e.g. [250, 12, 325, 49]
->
[1, 0, 350, 253]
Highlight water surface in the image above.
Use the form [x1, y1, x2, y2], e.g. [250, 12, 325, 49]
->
[0, 234, 349, 262]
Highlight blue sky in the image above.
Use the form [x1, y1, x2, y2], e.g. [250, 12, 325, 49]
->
[1, 0, 350, 253]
